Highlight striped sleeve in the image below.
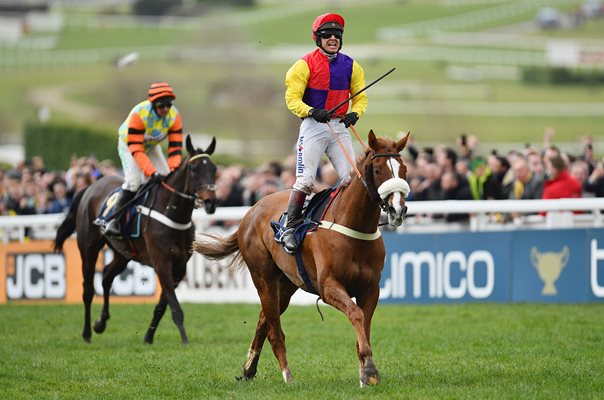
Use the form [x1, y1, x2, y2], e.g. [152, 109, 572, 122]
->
[167, 113, 183, 171]
[127, 113, 156, 176]
[350, 60, 368, 118]
[285, 59, 312, 118]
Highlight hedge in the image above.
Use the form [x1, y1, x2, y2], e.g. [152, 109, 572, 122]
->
[24, 122, 119, 171]
[521, 66, 604, 85]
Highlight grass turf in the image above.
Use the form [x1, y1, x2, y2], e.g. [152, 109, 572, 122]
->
[0, 302, 602, 399]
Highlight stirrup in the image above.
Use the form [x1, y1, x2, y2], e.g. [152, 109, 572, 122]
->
[93, 217, 106, 227]
[101, 219, 121, 236]
[281, 229, 298, 254]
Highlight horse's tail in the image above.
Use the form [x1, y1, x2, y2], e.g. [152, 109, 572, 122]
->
[53, 188, 86, 252]
[192, 232, 244, 270]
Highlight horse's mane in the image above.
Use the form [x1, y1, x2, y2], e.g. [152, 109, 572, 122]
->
[355, 146, 372, 171]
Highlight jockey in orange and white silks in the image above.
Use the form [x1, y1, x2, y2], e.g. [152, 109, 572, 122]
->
[101, 82, 183, 236]
[118, 82, 183, 192]
[279, 13, 368, 254]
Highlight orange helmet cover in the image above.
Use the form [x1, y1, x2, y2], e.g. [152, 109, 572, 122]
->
[148, 82, 176, 102]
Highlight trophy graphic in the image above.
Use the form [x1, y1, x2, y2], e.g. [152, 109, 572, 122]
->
[530, 246, 569, 295]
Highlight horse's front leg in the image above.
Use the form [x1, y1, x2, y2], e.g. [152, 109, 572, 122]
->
[156, 263, 188, 344]
[144, 291, 168, 344]
[94, 255, 128, 334]
[321, 278, 380, 387]
[355, 283, 381, 387]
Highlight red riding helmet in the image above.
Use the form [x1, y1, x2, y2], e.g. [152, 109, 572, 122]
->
[311, 13, 345, 42]
[148, 82, 176, 103]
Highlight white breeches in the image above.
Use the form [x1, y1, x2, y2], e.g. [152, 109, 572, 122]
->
[117, 140, 169, 191]
[293, 118, 355, 195]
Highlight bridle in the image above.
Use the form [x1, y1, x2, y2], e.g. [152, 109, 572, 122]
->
[363, 151, 410, 214]
[160, 153, 216, 206]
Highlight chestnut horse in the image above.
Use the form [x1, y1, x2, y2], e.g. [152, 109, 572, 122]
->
[193, 131, 410, 386]
[54, 135, 217, 344]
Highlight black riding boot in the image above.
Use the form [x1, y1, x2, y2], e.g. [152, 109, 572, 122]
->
[281, 190, 306, 254]
[103, 189, 136, 236]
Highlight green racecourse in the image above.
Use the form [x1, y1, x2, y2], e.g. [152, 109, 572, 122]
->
[1, 303, 602, 399]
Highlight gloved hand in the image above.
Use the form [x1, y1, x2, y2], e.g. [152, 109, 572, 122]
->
[340, 112, 359, 128]
[308, 108, 330, 123]
[150, 172, 165, 183]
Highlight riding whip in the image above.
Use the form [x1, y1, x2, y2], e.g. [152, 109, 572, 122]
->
[327, 67, 396, 115]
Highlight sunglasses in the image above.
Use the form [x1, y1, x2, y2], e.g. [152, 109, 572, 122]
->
[156, 101, 173, 109]
[317, 30, 342, 40]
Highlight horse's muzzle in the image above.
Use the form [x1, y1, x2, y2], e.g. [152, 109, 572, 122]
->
[387, 204, 407, 227]
[194, 190, 217, 214]
[204, 198, 217, 214]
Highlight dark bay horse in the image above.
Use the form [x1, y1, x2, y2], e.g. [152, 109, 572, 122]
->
[193, 130, 410, 386]
[54, 135, 217, 344]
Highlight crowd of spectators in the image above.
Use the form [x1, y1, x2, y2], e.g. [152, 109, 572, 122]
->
[0, 155, 119, 217]
[1, 129, 603, 223]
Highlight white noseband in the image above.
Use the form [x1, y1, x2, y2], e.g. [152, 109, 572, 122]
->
[377, 178, 410, 200]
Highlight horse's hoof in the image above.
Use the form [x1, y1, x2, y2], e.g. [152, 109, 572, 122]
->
[83, 336, 91, 344]
[236, 375, 252, 381]
[93, 320, 106, 334]
[143, 337, 154, 345]
[282, 369, 294, 384]
[360, 374, 380, 387]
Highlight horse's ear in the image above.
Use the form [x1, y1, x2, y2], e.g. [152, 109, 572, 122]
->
[367, 130, 378, 150]
[396, 131, 411, 153]
[205, 136, 216, 155]
[186, 135, 195, 155]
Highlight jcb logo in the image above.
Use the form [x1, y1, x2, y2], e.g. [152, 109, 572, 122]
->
[6, 253, 66, 300]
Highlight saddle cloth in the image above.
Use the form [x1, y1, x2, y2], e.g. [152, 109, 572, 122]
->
[93, 188, 147, 238]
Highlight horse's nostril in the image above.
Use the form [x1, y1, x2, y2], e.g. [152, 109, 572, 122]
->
[402, 206, 408, 215]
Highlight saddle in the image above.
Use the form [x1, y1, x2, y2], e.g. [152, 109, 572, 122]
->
[271, 187, 341, 242]
[93, 188, 148, 238]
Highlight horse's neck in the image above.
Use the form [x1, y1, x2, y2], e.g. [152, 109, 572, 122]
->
[334, 177, 381, 232]
[153, 170, 194, 222]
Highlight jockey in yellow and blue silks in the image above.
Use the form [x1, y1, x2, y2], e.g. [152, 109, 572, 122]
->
[279, 13, 368, 254]
[102, 82, 183, 236]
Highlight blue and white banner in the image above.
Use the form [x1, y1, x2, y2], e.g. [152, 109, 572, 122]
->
[379, 228, 604, 304]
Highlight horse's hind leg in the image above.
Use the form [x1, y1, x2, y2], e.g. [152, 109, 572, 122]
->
[144, 291, 168, 344]
[245, 269, 297, 383]
[239, 310, 268, 381]
[79, 240, 105, 343]
[239, 274, 297, 381]
[81, 254, 96, 343]
[93, 254, 128, 334]
[321, 279, 380, 387]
